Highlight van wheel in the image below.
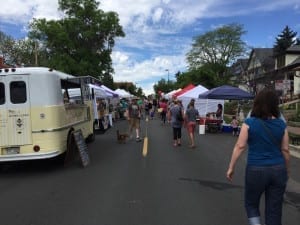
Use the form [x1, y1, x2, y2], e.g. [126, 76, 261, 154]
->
[64, 129, 75, 165]
[67, 130, 75, 152]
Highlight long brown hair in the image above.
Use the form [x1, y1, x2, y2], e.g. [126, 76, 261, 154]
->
[250, 89, 280, 119]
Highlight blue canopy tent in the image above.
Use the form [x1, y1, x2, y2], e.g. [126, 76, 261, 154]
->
[198, 85, 254, 100]
[198, 85, 254, 133]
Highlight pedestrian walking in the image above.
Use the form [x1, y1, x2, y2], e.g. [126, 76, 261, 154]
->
[159, 98, 168, 125]
[168, 99, 184, 147]
[226, 89, 290, 225]
[148, 100, 154, 119]
[144, 99, 149, 117]
[126, 98, 142, 142]
[184, 99, 199, 148]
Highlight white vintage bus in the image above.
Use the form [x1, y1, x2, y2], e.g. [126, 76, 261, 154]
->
[0, 67, 97, 162]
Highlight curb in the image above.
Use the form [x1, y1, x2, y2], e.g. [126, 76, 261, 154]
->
[289, 144, 300, 159]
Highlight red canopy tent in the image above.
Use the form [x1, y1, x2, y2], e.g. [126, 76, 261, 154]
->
[172, 84, 195, 98]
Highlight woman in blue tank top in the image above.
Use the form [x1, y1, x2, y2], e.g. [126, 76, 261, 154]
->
[226, 89, 290, 225]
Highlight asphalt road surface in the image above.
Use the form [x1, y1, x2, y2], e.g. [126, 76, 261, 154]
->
[1, 116, 299, 225]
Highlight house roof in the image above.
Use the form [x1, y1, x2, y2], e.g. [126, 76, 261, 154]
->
[247, 48, 275, 71]
[286, 45, 300, 54]
[229, 58, 248, 76]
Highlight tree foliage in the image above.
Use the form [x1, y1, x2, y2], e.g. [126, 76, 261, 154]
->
[273, 25, 298, 56]
[172, 23, 247, 90]
[176, 64, 228, 89]
[187, 23, 246, 71]
[0, 31, 39, 66]
[153, 78, 176, 94]
[28, 0, 124, 87]
[0, 31, 14, 62]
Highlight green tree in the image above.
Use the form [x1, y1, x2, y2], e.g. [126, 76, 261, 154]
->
[28, 0, 124, 86]
[186, 23, 246, 86]
[0, 31, 39, 66]
[176, 65, 224, 89]
[153, 78, 175, 94]
[0, 31, 15, 64]
[126, 84, 144, 97]
[273, 25, 298, 56]
[12, 39, 42, 66]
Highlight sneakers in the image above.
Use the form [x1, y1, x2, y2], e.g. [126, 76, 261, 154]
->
[136, 137, 141, 142]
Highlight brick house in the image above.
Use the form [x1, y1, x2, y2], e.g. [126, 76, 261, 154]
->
[0, 56, 10, 68]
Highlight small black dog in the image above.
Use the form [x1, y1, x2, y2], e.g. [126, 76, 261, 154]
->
[116, 130, 129, 144]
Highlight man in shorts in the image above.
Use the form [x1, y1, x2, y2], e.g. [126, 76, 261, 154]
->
[126, 99, 142, 142]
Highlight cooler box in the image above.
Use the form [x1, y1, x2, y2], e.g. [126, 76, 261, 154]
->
[198, 118, 206, 134]
[199, 125, 205, 135]
[222, 125, 233, 133]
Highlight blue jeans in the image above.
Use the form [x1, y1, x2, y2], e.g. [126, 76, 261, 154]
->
[245, 164, 288, 225]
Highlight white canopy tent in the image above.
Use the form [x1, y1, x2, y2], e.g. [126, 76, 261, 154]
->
[163, 88, 181, 99]
[67, 84, 112, 121]
[100, 85, 119, 98]
[100, 85, 120, 110]
[177, 84, 224, 116]
[89, 84, 108, 98]
[115, 88, 133, 98]
[68, 84, 108, 99]
[177, 84, 208, 99]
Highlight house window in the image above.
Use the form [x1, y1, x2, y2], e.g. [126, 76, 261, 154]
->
[0, 82, 5, 105]
[10, 81, 27, 104]
[277, 55, 286, 68]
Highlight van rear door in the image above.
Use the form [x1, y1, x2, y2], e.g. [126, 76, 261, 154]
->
[0, 74, 32, 147]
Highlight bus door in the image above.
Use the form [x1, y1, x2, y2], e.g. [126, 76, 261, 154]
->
[0, 75, 32, 149]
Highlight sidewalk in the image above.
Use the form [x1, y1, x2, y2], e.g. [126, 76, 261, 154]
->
[287, 126, 300, 135]
[287, 126, 300, 158]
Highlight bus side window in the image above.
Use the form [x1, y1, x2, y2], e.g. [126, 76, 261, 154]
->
[63, 90, 69, 104]
[10, 81, 27, 104]
[0, 82, 5, 105]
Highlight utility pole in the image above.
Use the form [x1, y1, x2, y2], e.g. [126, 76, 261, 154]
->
[34, 41, 38, 66]
[165, 69, 169, 84]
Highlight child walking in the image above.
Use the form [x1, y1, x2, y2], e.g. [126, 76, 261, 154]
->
[231, 116, 239, 136]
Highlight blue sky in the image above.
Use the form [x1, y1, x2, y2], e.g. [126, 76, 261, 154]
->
[0, 0, 300, 95]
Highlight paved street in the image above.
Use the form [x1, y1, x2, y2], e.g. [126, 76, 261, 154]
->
[0, 116, 299, 225]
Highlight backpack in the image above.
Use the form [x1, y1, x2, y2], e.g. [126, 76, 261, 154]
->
[176, 110, 184, 121]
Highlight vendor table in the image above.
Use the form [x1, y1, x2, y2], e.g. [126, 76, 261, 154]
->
[198, 117, 223, 133]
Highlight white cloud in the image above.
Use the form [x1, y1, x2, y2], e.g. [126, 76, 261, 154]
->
[111, 51, 186, 95]
[152, 7, 164, 23]
[112, 51, 186, 82]
[1, 0, 60, 24]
